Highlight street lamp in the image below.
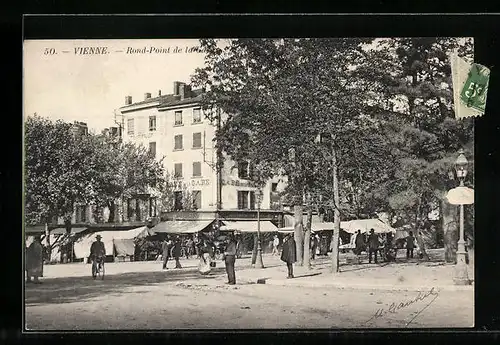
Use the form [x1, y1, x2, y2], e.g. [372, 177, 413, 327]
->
[255, 188, 265, 269]
[453, 148, 471, 285]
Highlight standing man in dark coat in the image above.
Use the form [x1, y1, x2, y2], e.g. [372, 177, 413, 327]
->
[26, 235, 44, 284]
[172, 236, 182, 268]
[354, 230, 365, 256]
[406, 231, 416, 259]
[281, 234, 297, 279]
[162, 237, 172, 270]
[310, 234, 319, 260]
[368, 229, 380, 264]
[223, 233, 237, 285]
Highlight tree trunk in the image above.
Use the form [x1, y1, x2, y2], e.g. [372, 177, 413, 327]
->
[441, 194, 458, 263]
[294, 204, 304, 266]
[107, 200, 116, 223]
[331, 145, 341, 274]
[415, 202, 430, 261]
[303, 207, 313, 269]
[44, 222, 51, 263]
[251, 234, 258, 265]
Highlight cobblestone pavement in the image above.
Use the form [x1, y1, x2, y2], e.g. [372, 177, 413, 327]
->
[24, 253, 474, 330]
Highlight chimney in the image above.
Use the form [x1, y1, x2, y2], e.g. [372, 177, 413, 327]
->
[173, 81, 181, 95]
[125, 96, 132, 105]
[179, 83, 186, 100]
[144, 92, 151, 100]
[158, 90, 162, 96]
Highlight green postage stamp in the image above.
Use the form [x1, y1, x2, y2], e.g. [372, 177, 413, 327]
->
[451, 53, 490, 119]
[459, 63, 490, 113]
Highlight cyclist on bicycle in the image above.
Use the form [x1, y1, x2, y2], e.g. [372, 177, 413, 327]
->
[90, 234, 106, 264]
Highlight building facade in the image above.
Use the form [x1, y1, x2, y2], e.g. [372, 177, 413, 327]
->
[118, 81, 285, 223]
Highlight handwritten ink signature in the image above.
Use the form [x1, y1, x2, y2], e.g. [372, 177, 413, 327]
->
[366, 287, 440, 325]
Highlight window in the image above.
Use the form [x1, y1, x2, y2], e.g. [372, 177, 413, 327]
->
[174, 192, 183, 211]
[192, 162, 202, 177]
[174, 134, 183, 150]
[192, 190, 202, 210]
[192, 132, 202, 148]
[193, 108, 202, 123]
[250, 191, 256, 210]
[149, 115, 157, 131]
[271, 183, 278, 192]
[238, 161, 249, 179]
[76, 205, 86, 223]
[127, 199, 134, 220]
[149, 197, 157, 217]
[175, 111, 183, 125]
[149, 142, 156, 158]
[174, 163, 183, 178]
[237, 191, 249, 210]
[127, 118, 135, 135]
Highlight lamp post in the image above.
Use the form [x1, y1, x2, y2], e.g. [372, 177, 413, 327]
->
[255, 188, 265, 269]
[453, 148, 471, 285]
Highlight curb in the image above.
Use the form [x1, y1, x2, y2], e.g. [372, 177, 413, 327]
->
[237, 276, 474, 292]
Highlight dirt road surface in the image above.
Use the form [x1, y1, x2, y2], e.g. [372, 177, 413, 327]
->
[25, 259, 473, 330]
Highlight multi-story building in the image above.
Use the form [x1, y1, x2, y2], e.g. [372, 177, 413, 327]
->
[118, 81, 285, 227]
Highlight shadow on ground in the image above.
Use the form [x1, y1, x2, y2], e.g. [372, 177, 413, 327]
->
[25, 267, 227, 306]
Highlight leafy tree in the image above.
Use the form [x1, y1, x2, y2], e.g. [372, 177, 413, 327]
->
[25, 115, 165, 233]
[192, 38, 391, 272]
[25, 115, 86, 227]
[365, 38, 475, 261]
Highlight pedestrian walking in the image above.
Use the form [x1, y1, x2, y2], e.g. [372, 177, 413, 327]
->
[161, 237, 172, 269]
[354, 230, 365, 256]
[26, 234, 44, 284]
[406, 231, 416, 259]
[281, 234, 297, 279]
[310, 234, 318, 260]
[172, 236, 182, 268]
[235, 234, 243, 259]
[368, 229, 380, 264]
[272, 235, 280, 256]
[198, 239, 212, 275]
[223, 233, 237, 285]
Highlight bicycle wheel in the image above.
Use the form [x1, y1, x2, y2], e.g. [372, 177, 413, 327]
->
[215, 249, 222, 260]
[100, 262, 105, 280]
[92, 261, 97, 279]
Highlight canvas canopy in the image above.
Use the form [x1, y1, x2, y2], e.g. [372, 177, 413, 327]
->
[113, 239, 135, 256]
[73, 226, 148, 259]
[50, 227, 87, 235]
[220, 221, 278, 233]
[340, 219, 395, 234]
[151, 220, 214, 234]
[279, 214, 335, 233]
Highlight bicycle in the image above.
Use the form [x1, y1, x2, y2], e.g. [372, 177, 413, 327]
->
[92, 256, 105, 280]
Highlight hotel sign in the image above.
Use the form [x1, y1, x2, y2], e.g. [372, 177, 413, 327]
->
[172, 179, 211, 190]
[222, 179, 259, 188]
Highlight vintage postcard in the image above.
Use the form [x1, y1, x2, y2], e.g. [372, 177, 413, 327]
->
[23, 38, 474, 330]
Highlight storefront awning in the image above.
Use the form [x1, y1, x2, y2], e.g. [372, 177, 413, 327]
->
[114, 238, 135, 256]
[152, 220, 214, 234]
[340, 219, 395, 234]
[50, 227, 88, 235]
[220, 221, 278, 233]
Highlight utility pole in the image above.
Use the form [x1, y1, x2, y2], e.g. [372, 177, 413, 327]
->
[216, 109, 223, 232]
[331, 136, 341, 274]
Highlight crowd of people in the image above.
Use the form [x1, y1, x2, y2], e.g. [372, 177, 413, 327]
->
[25, 228, 421, 285]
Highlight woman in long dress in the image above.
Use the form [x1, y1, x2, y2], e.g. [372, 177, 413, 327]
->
[26, 235, 44, 284]
[198, 239, 212, 275]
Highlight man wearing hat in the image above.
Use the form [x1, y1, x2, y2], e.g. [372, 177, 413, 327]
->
[367, 229, 380, 264]
[25, 234, 44, 284]
[90, 234, 106, 264]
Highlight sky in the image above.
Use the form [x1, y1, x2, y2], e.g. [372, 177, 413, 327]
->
[23, 39, 207, 133]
